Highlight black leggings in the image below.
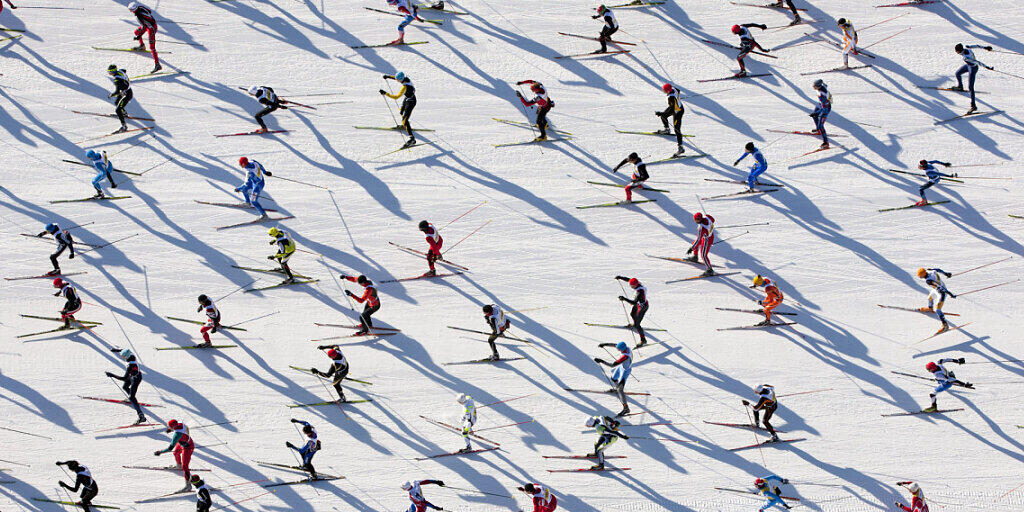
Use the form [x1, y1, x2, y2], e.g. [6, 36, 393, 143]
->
[536, 105, 551, 138]
[123, 376, 143, 415]
[333, 366, 349, 398]
[255, 103, 280, 130]
[360, 304, 380, 329]
[660, 112, 684, 145]
[599, 25, 619, 52]
[630, 303, 648, 344]
[115, 91, 133, 126]
[50, 244, 70, 270]
[400, 98, 417, 137]
[757, 403, 778, 436]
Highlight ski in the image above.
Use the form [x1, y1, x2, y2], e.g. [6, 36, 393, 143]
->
[715, 487, 801, 501]
[134, 489, 194, 503]
[164, 316, 249, 331]
[647, 153, 708, 164]
[32, 498, 119, 509]
[130, 70, 188, 80]
[230, 266, 310, 279]
[697, 72, 772, 83]
[50, 196, 131, 204]
[889, 371, 972, 388]
[75, 126, 153, 144]
[609, 0, 665, 6]
[766, 129, 846, 137]
[494, 137, 572, 147]
[315, 323, 401, 332]
[493, 118, 572, 135]
[0, 34, 22, 42]
[4, 270, 87, 281]
[71, 110, 155, 122]
[885, 169, 963, 182]
[800, 64, 872, 76]
[700, 39, 776, 58]
[194, 200, 279, 212]
[421, 415, 500, 445]
[614, 129, 695, 137]
[702, 189, 779, 200]
[881, 408, 964, 417]
[665, 271, 741, 284]
[0, 27, 26, 32]
[287, 399, 372, 408]
[587, 181, 669, 193]
[415, 3, 469, 14]
[729, 437, 805, 451]
[715, 307, 797, 316]
[257, 461, 309, 472]
[646, 253, 722, 267]
[17, 325, 95, 339]
[288, 366, 373, 385]
[22, 314, 101, 326]
[263, 475, 343, 487]
[92, 46, 171, 54]
[446, 326, 532, 343]
[542, 455, 626, 460]
[557, 32, 636, 46]
[876, 0, 937, 7]
[1009, 214, 1024, 219]
[915, 322, 973, 343]
[717, 321, 797, 331]
[414, 447, 499, 460]
[877, 200, 950, 212]
[729, 1, 807, 11]
[934, 110, 1003, 125]
[547, 467, 630, 473]
[243, 279, 318, 292]
[214, 129, 288, 138]
[803, 33, 877, 58]
[793, 146, 837, 159]
[876, 305, 958, 316]
[349, 41, 429, 49]
[94, 423, 160, 433]
[122, 465, 210, 472]
[155, 344, 238, 351]
[378, 271, 463, 284]
[918, 85, 987, 94]
[704, 178, 784, 187]
[79, 396, 160, 407]
[703, 420, 781, 433]
[216, 215, 295, 230]
[583, 322, 666, 332]
[562, 387, 650, 396]
[388, 242, 469, 270]
[353, 125, 434, 132]
[362, 6, 442, 24]
[443, 357, 526, 366]
[309, 332, 396, 342]
[555, 49, 631, 59]
[576, 199, 656, 209]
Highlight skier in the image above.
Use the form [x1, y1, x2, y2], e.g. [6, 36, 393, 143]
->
[55, 460, 98, 512]
[341, 274, 380, 334]
[654, 84, 686, 157]
[837, 18, 858, 69]
[755, 475, 792, 511]
[951, 43, 994, 115]
[914, 159, 955, 206]
[52, 277, 82, 329]
[591, 5, 618, 54]
[246, 86, 286, 134]
[731, 23, 770, 77]
[584, 415, 628, 470]
[104, 347, 147, 424]
[268, 227, 296, 283]
[742, 384, 780, 442]
[594, 341, 633, 417]
[613, 275, 648, 346]
[612, 152, 649, 202]
[916, 267, 956, 331]
[37, 223, 75, 276]
[895, 482, 928, 512]
[236, 157, 272, 218]
[768, 0, 800, 25]
[128, 2, 161, 73]
[153, 419, 195, 492]
[418, 220, 443, 276]
[515, 80, 553, 142]
[734, 141, 768, 191]
[86, 150, 117, 198]
[810, 78, 831, 149]
[482, 304, 510, 361]
[752, 275, 783, 326]
[401, 479, 445, 512]
[517, 483, 557, 512]
[197, 294, 220, 347]
[924, 358, 972, 412]
[456, 393, 476, 453]
[381, 72, 417, 148]
[386, 0, 423, 45]
[686, 212, 716, 276]
[191, 474, 212, 512]
[286, 419, 321, 479]
[311, 345, 348, 402]
[107, 64, 133, 134]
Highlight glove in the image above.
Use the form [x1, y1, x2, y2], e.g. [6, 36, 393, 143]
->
[964, 382, 974, 389]
[757, 300, 763, 305]
[895, 502, 904, 508]
[286, 441, 295, 448]
[957, 357, 965, 364]
[591, 15, 599, 19]
[741, 399, 750, 406]
[379, 89, 386, 95]
[437, 480, 445, 487]
[290, 418, 299, 423]
[59, 482, 71, 490]
[311, 368, 320, 375]
[781, 478, 789, 484]
[654, 110, 663, 117]
[345, 290, 354, 297]
[516, 81, 526, 85]
[153, 450, 161, 456]
[234, 187, 241, 192]
[615, 275, 627, 281]
[105, 372, 115, 378]
[952, 173, 958, 178]
[267, 255, 275, 260]
[941, 162, 952, 167]
[685, 247, 693, 255]
[382, 74, 390, 80]
[617, 295, 626, 301]
[593, 357, 603, 364]
[988, 65, 995, 70]
[733, 160, 740, 166]
[985, 46, 993, 51]
[621, 434, 630, 439]
[944, 272, 952, 278]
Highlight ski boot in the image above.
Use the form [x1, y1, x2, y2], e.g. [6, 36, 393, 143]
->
[112, 125, 128, 134]
[585, 452, 597, 458]
[401, 137, 417, 149]
[589, 463, 605, 471]
[685, 255, 698, 263]
[769, 433, 780, 442]
[654, 128, 670, 135]
[914, 199, 928, 207]
[486, 353, 500, 361]
[733, 70, 748, 78]
[389, 37, 405, 45]
[423, 269, 437, 277]
[948, 85, 965, 91]
[254, 127, 270, 134]
[700, 268, 716, 277]
[133, 41, 146, 52]
[818, 141, 830, 150]
[257, 213, 270, 221]
[431, 1, 444, 9]
[917, 306, 934, 312]
[966, 105, 978, 115]
[92, 189, 105, 199]
[456, 446, 472, 454]
[135, 414, 147, 425]
[532, 134, 548, 142]
[45, 269, 61, 277]
[672, 145, 686, 158]
[354, 328, 369, 336]
[922, 404, 938, 413]
[755, 319, 771, 326]
[789, 15, 802, 26]
[937, 321, 949, 333]
[615, 405, 630, 417]
[151, 62, 162, 74]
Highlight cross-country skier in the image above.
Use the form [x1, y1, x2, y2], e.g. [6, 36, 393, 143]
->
[655, 84, 686, 157]
[515, 80, 553, 142]
[107, 64, 133, 134]
[286, 419, 321, 479]
[37, 223, 75, 276]
[594, 341, 633, 416]
[52, 277, 82, 329]
[752, 275, 783, 326]
[56, 460, 98, 512]
[386, 0, 423, 45]
[768, 0, 800, 25]
[341, 274, 380, 334]
[381, 72, 418, 148]
[584, 415, 628, 470]
[153, 419, 195, 492]
[612, 152, 649, 202]
[923, 358, 972, 412]
[482, 304, 510, 361]
[916, 267, 956, 331]
[128, 2, 161, 73]
[591, 5, 618, 54]
[105, 347, 147, 424]
[755, 475, 792, 511]
[613, 275, 648, 346]
[837, 18, 858, 69]
[731, 23, 770, 77]
[86, 150, 117, 198]
[810, 79, 831, 149]
[952, 43, 994, 115]
[268, 227, 296, 283]
[686, 212, 716, 276]
[236, 157, 272, 219]
[191, 474, 211, 512]
[914, 159, 955, 206]
[895, 482, 927, 512]
[311, 345, 348, 401]
[418, 220, 443, 276]
[743, 384, 780, 441]
[196, 294, 220, 347]
[734, 142, 768, 192]
[246, 86, 286, 134]
[518, 483, 558, 512]
[401, 479, 445, 512]
[456, 393, 476, 453]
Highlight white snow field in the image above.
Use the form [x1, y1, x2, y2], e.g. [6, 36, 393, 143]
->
[2, 0, 1024, 510]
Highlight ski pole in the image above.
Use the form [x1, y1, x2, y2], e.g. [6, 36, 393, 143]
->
[952, 256, 1012, 277]
[478, 394, 533, 409]
[216, 280, 256, 302]
[0, 426, 52, 441]
[776, 388, 832, 398]
[471, 419, 534, 433]
[442, 201, 486, 229]
[77, 233, 139, 255]
[280, 99, 317, 109]
[381, 78, 405, 142]
[191, 420, 236, 429]
[626, 435, 692, 443]
[861, 27, 911, 51]
[989, 67, 1024, 81]
[442, 219, 491, 255]
[268, 174, 328, 190]
[716, 222, 768, 229]
[957, 279, 1018, 297]
[859, 12, 907, 32]
[714, 231, 749, 244]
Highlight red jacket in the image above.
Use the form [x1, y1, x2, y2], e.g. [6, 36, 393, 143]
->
[897, 496, 928, 512]
[344, 276, 379, 307]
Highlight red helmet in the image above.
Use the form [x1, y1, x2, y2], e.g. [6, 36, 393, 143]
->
[52, 277, 65, 288]
[731, 24, 742, 35]
[918, 159, 928, 169]
[327, 349, 339, 359]
[662, 83, 673, 94]
[239, 156, 250, 168]
[628, 278, 640, 288]
[754, 478, 766, 487]
[167, 419, 180, 429]
[693, 212, 704, 222]
[530, 83, 543, 93]
[925, 362, 939, 372]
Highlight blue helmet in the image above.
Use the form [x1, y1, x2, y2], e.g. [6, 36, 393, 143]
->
[616, 341, 628, 352]
[119, 348, 133, 360]
[45, 223, 59, 233]
[86, 150, 101, 160]
[395, 71, 406, 82]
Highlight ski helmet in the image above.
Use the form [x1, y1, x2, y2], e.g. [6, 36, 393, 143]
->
[457, 393, 469, 404]
[523, 483, 537, 493]
[107, 64, 118, 73]
[693, 212, 704, 222]
[198, 294, 210, 304]
[837, 18, 847, 26]
[813, 79, 825, 89]
[925, 362, 939, 372]
[128, 1, 140, 11]
[52, 277, 65, 288]
[190, 474, 202, 483]
[482, 304, 494, 314]
[327, 349, 339, 359]
[303, 424, 314, 435]
[616, 341, 628, 352]
[916, 268, 927, 278]
[731, 24, 742, 35]
[86, 149, 101, 160]
[45, 223, 59, 233]
[753, 275, 765, 287]
[268, 227, 282, 237]
[247, 85, 259, 96]
[755, 384, 771, 395]
[585, 416, 599, 427]
[395, 71, 406, 82]
[530, 82, 544, 93]
[918, 159, 929, 169]
[597, 5, 607, 14]
[402, 481, 413, 491]
[955, 43, 964, 53]
[167, 419, 181, 429]
[907, 482, 921, 495]
[66, 460, 82, 470]
[628, 277, 639, 288]
[356, 275, 369, 285]
[755, 478, 766, 487]
[628, 152, 640, 162]
[119, 348, 133, 360]
[662, 83, 673, 94]
[239, 156, 250, 168]
[418, 220, 430, 231]
[745, 142, 756, 152]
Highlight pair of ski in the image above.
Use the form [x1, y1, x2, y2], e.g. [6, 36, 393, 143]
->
[75, 126, 153, 144]
[421, 415, 501, 446]
[216, 215, 294, 230]
[388, 241, 469, 271]
[544, 454, 629, 473]
[563, 387, 650, 397]
[32, 498, 118, 510]
[196, 200, 280, 212]
[697, 72, 772, 83]
[123, 465, 210, 472]
[934, 110, 1003, 125]
[414, 446, 500, 460]
[447, 325, 533, 343]
[918, 85, 987, 95]
[349, 40, 429, 49]
[803, 33, 878, 59]
[882, 408, 963, 417]
[717, 321, 797, 331]
[700, 39, 777, 59]
[913, 322, 973, 344]
[584, 322, 667, 332]
[800, 64, 873, 76]
[495, 136, 573, 147]
[716, 307, 797, 316]
[702, 188, 779, 201]
[156, 343, 238, 351]
[494, 117, 571, 135]
[608, 0, 664, 6]
[72, 110, 155, 122]
[257, 462, 344, 487]
[287, 397, 373, 408]
[615, 129, 694, 137]
[165, 315, 249, 331]
[17, 321, 98, 339]
[444, 355, 526, 366]
[715, 487, 801, 502]
[232, 265, 310, 280]
[730, 1, 807, 11]
[310, 324, 398, 341]
[876, 0, 937, 7]
[577, 199, 656, 210]
[244, 278, 319, 293]
[50, 195, 132, 204]
[80, 395, 161, 407]
[378, 271, 463, 283]
[289, 365, 373, 385]
[646, 253, 725, 269]
[92, 46, 171, 54]
[705, 178, 785, 187]
[877, 200, 949, 212]
[885, 169, 963, 183]
[215, 129, 289, 138]
[665, 271, 741, 284]
[877, 304, 959, 317]
[587, 180, 670, 193]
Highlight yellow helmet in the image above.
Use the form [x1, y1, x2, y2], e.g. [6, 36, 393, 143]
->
[916, 268, 927, 278]
[268, 227, 282, 237]
[753, 275, 765, 287]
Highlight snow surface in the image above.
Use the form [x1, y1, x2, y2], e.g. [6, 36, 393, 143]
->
[2, 0, 1023, 510]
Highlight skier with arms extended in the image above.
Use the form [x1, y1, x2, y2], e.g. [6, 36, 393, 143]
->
[916, 267, 956, 331]
[613, 275, 649, 346]
[913, 160, 955, 207]
[311, 345, 349, 402]
[153, 419, 196, 492]
[286, 419, 321, 479]
[923, 358, 972, 412]
[743, 384, 780, 442]
[612, 152, 650, 203]
[37, 223, 75, 276]
[734, 142, 769, 192]
[401, 479, 445, 512]
[951, 43, 994, 115]
[246, 86, 286, 134]
[105, 347, 147, 424]
[755, 475, 792, 511]
[594, 341, 633, 416]
[55, 460, 98, 512]
[340, 274, 380, 335]
[515, 80, 553, 142]
[731, 23, 769, 77]
[591, 5, 618, 54]
[584, 415, 628, 470]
